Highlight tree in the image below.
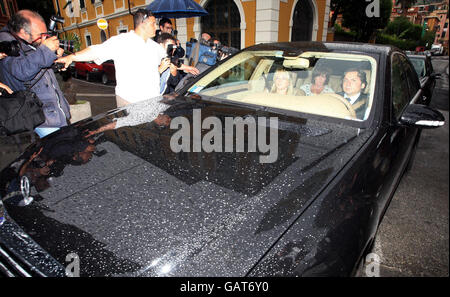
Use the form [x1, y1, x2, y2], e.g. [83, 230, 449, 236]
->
[329, 0, 347, 28]
[341, 0, 393, 42]
[379, 16, 436, 50]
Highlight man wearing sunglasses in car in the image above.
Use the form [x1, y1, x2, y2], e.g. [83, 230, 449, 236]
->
[0, 10, 71, 138]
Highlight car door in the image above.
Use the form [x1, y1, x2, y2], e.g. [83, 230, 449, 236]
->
[387, 53, 421, 178]
[425, 57, 436, 98]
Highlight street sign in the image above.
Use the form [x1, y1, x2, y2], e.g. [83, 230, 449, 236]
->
[97, 18, 108, 30]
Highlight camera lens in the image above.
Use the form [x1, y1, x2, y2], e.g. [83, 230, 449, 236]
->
[0, 40, 20, 57]
[59, 40, 74, 52]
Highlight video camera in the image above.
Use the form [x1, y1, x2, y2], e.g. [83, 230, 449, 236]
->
[215, 44, 239, 60]
[0, 40, 20, 56]
[48, 15, 74, 52]
[185, 38, 218, 66]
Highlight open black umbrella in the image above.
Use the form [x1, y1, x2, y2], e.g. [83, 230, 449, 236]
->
[146, 0, 208, 19]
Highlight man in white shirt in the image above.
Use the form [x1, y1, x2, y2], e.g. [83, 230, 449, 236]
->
[57, 9, 168, 107]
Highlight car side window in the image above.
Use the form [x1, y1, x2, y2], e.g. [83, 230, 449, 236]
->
[399, 55, 420, 98]
[391, 54, 411, 118]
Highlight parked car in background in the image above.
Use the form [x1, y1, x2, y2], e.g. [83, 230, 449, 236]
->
[0, 42, 445, 277]
[430, 44, 443, 56]
[73, 61, 103, 82]
[407, 54, 441, 105]
[101, 60, 116, 85]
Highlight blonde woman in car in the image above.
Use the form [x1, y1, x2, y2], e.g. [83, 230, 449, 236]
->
[268, 68, 300, 96]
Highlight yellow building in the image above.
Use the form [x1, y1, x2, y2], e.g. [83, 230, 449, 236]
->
[52, 0, 332, 51]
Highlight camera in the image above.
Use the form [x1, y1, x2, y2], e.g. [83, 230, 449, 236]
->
[0, 40, 20, 56]
[167, 44, 182, 68]
[216, 45, 239, 60]
[48, 15, 75, 52]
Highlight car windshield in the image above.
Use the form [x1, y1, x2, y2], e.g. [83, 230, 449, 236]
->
[188, 50, 377, 121]
[409, 57, 426, 77]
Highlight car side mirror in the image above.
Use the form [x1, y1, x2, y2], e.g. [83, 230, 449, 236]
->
[431, 73, 441, 79]
[399, 104, 445, 129]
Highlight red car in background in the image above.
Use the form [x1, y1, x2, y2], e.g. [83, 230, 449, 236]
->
[101, 60, 116, 85]
[73, 61, 103, 82]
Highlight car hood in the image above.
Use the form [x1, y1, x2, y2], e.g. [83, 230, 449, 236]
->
[1, 96, 372, 276]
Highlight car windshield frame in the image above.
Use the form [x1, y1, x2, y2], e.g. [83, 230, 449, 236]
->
[187, 50, 378, 126]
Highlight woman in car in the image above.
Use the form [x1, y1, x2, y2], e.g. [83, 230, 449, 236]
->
[267, 68, 300, 96]
[299, 66, 334, 96]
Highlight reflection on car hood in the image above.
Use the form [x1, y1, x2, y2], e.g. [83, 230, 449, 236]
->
[1, 96, 372, 276]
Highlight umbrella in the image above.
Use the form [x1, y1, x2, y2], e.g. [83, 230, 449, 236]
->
[146, 0, 208, 19]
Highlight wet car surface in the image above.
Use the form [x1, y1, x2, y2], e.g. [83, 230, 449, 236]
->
[0, 42, 445, 276]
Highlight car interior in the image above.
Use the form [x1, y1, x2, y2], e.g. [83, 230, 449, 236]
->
[189, 51, 377, 121]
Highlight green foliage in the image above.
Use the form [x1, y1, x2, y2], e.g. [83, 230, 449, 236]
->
[333, 24, 357, 41]
[61, 32, 81, 53]
[422, 30, 436, 48]
[384, 16, 422, 40]
[376, 33, 418, 49]
[377, 16, 436, 50]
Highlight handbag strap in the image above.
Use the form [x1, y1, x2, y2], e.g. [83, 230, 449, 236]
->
[23, 68, 49, 90]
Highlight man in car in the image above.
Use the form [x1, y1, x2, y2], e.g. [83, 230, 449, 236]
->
[338, 69, 368, 120]
[56, 9, 166, 107]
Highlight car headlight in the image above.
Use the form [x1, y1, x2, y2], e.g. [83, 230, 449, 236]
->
[91, 68, 99, 72]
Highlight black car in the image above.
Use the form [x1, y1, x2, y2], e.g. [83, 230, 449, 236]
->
[0, 42, 444, 277]
[407, 53, 441, 105]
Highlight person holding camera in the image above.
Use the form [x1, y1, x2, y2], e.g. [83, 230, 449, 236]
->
[57, 9, 169, 108]
[0, 10, 71, 138]
[157, 33, 199, 94]
[155, 18, 185, 60]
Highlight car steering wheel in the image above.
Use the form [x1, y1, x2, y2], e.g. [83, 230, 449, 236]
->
[327, 93, 357, 119]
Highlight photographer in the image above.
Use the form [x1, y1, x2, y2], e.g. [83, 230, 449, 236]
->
[0, 10, 71, 138]
[57, 9, 168, 108]
[155, 18, 185, 60]
[157, 33, 199, 94]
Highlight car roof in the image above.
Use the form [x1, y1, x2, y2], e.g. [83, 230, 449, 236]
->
[245, 41, 395, 56]
[407, 55, 428, 59]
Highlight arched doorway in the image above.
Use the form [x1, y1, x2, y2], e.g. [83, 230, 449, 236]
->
[291, 0, 314, 41]
[100, 30, 107, 43]
[200, 0, 241, 49]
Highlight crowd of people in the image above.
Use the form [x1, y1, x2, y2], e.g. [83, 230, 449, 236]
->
[0, 8, 369, 139]
[0, 9, 206, 138]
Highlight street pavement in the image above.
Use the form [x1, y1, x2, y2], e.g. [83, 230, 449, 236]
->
[0, 56, 448, 277]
